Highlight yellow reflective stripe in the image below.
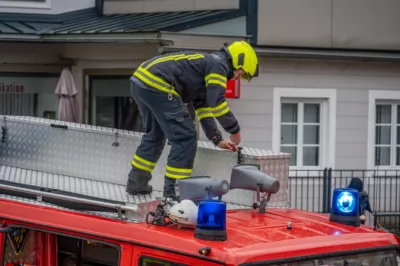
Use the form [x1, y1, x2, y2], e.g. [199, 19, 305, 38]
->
[207, 79, 227, 88]
[132, 161, 152, 172]
[133, 67, 180, 97]
[145, 54, 204, 70]
[166, 173, 191, 179]
[213, 107, 230, 117]
[195, 107, 212, 113]
[205, 73, 227, 89]
[197, 113, 214, 120]
[212, 101, 230, 118]
[166, 166, 192, 173]
[131, 154, 156, 172]
[166, 165, 192, 179]
[205, 73, 227, 82]
[195, 107, 214, 121]
[134, 154, 156, 167]
[144, 54, 185, 69]
[212, 101, 227, 112]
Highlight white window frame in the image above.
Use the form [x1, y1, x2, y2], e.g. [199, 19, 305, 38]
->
[367, 90, 400, 170]
[0, 0, 50, 9]
[272, 88, 337, 171]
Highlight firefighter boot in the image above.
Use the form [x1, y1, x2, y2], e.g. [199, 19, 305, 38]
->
[126, 168, 153, 195]
[163, 177, 176, 197]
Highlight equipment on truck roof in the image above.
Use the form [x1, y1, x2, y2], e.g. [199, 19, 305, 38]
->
[144, 164, 281, 241]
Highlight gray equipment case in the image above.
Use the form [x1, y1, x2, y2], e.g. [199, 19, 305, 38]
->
[0, 116, 290, 222]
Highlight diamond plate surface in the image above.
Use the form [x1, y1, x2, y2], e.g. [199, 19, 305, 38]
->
[0, 165, 163, 204]
[0, 116, 290, 207]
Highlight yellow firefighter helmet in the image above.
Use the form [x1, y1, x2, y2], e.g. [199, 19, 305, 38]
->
[224, 41, 259, 82]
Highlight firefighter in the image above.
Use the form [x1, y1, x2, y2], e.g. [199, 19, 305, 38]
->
[126, 41, 259, 197]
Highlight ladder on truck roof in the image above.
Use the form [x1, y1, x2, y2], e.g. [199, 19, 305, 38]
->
[0, 164, 164, 222]
[0, 164, 248, 222]
[0, 115, 290, 222]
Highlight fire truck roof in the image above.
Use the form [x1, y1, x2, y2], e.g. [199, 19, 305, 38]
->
[0, 116, 399, 265]
[0, 195, 398, 266]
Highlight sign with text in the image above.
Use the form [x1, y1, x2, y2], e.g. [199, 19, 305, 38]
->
[0, 76, 58, 94]
[0, 82, 25, 93]
[225, 79, 240, 99]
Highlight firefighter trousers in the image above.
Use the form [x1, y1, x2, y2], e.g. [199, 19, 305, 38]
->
[127, 77, 198, 197]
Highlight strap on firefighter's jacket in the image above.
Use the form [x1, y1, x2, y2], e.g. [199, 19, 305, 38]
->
[133, 67, 180, 98]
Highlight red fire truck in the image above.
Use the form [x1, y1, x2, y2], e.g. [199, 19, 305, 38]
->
[0, 116, 399, 266]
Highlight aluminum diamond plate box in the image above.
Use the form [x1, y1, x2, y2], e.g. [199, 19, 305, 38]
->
[0, 116, 290, 207]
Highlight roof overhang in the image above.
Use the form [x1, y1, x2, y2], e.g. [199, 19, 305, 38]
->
[255, 47, 400, 62]
[0, 32, 173, 45]
[159, 31, 251, 53]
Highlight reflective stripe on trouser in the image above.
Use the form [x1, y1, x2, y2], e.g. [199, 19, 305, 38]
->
[165, 165, 192, 179]
[129, 77, 197, 196]
[131, 154, 156, 173]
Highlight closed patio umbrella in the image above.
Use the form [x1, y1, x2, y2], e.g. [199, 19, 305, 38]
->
[54, 68, 79, 123]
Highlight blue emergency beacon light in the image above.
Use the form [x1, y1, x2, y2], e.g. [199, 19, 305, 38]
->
[177, 176, 229, 241]
[195, 200, 227, 241]
[329, 188, 361, 227]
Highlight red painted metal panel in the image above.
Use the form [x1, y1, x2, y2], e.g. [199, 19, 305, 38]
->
[0, 199, 399, 265]
[0, 232, 4, 264]
[44, 233, 57, 266]
[35, 231, 45, 266]
[225, 79, 240, 99]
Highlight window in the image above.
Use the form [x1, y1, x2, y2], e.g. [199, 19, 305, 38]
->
[139, 256, 186, 266]
[1, 227, 120, 266]
[280, 102, 321, 166]
[368, 90, 400, 169]
[0, 74, 59, 118]
[272, 88, 337, 169]
[255, 249, 400, 266]
[374, 103, 400, 166]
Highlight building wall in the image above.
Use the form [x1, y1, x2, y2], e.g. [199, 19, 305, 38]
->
[0, 42, 159, 123]
[103, 0, 239, 14]
[198, 58, 400, 170]
[65, 43, 160, 123]
[257, 0, 400, 50]
[3, 42, 400, 171]
[179, 16, 247, 36]
[0, 0, 95, 14]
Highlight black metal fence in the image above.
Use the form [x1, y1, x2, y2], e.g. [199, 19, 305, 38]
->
[288, 168, 400, 233]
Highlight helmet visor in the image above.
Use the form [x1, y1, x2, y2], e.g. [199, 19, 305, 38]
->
[242, 63, 259, 82]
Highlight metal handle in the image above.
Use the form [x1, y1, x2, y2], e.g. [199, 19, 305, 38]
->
[50, 124, 68, 130]
[0, 227, 12, 233]
[237, 147, 243, 164]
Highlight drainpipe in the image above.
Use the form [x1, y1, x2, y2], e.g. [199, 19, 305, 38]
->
[95, 0, 104, 16]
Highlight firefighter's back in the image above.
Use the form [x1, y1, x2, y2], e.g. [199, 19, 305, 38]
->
[133, 51, 229, 102]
